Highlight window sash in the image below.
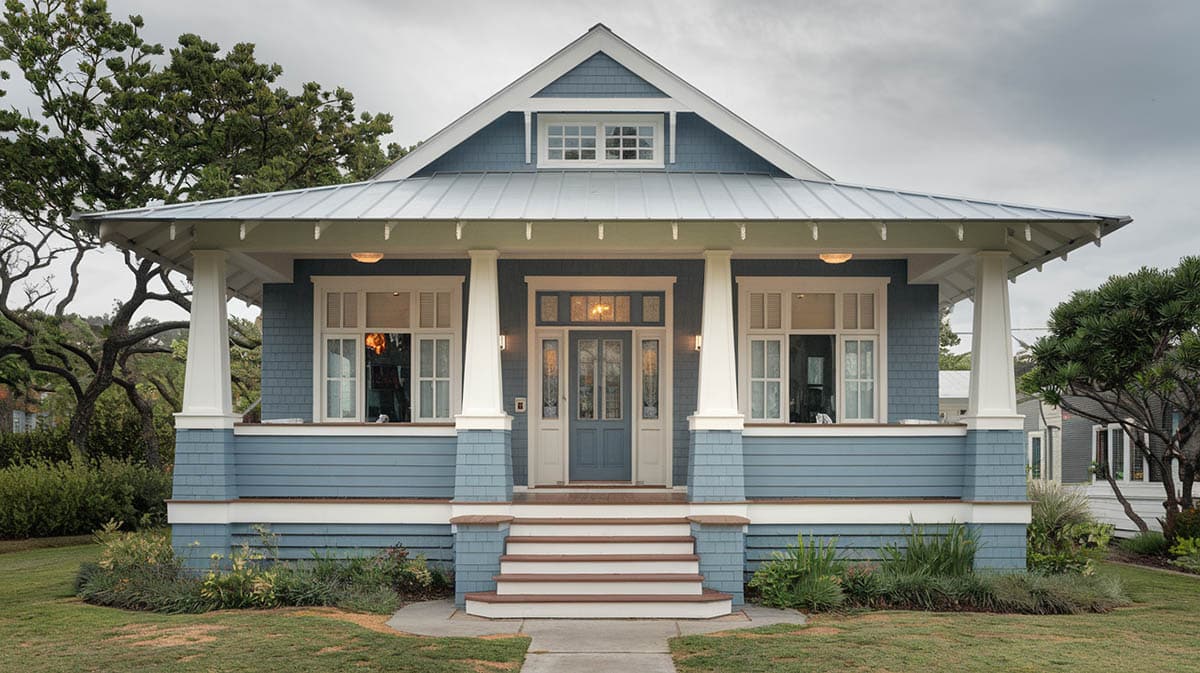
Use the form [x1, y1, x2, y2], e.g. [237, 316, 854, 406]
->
[539, 115, 664, 168]
[748, 337, 784, 421]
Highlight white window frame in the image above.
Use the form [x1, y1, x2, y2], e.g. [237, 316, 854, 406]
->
[311, 276, 464, 424]
[1090, 422, 1153, 483]
[537, 114, 664, 168]
[1028, 430, 1046, 480]
[737, 276, 889, 424]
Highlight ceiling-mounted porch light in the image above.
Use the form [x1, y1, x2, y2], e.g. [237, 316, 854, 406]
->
[351, 252, 384, 264]
[819, 252, 853, 264]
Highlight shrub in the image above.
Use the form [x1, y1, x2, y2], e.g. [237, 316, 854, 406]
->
[878, 520, 977, 577]
[1119, 531, 1170, 556]
[0, 458, 171, 539]
[1169, 508, 1200, 541]
[1026, 482, 1111, 574]
[200, 544, 279, 608]
[749, 535, 845, 611]
[988, 572, 1128, 614]
[1168, 536, 1200, 573]
[75, 524, 211, 614]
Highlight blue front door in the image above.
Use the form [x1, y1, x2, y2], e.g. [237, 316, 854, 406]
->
[569, 331, 632, 481]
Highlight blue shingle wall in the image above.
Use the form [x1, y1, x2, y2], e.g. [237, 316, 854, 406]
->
[692, 522, 746, 605]
[235, 435, 456, 499]
[963, 429, 1027, 501]
[260, 258, 470, 422]
[173, 429, 235, 500]
[534, 51, 666, 98]
[743, 434, 964, 499]
[172, 523, 230, 571]
[230, 523, 453, 564]
[670, 113, 785, 176]
[496, 258, 703, 486]
[454, 522, 509, 606]
[971, 523, 1027, 570]
[454, 430, 513, 502]
[416, 113, 530, 176]
[731, 259, 939, 423]
[688, 430, 745, 502]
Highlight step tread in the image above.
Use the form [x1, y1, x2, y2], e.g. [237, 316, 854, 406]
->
[465, 588, 731, 604]
[507, 535, 694, 543]
[511, 517, 690, 525]
[494, 573, 705, 582]
[500, 553, 699, 562]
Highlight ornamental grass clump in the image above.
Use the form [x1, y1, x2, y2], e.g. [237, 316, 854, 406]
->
[748, 534, 846, 611]
[878, 519, 977, 577]
[1026, 481, 1112, 574]
[1119, 531, 1169, 557]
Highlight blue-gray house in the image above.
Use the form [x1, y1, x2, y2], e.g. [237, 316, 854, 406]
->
[79, 24, 1131, 618]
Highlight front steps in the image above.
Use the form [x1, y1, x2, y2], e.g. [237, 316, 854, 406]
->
[463, 517, 732, 619]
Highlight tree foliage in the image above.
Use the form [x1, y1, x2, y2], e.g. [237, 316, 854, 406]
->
[1020, 257, 1200, 535]
[0, 0, 399, 457]
[939, 306, 971, 371]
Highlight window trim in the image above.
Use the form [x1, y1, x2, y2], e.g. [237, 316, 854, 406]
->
[1028, 430, 1045, 481]
[537, 114, 665, 168]
[736, 276, 889, 423]
[1090, 422, 1155, 484]
[310, 275, 464, 424]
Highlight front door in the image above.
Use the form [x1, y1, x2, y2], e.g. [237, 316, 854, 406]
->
[569, 331, 632, 481]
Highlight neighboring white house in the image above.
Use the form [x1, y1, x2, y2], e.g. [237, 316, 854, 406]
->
[938, 370, 970, 424]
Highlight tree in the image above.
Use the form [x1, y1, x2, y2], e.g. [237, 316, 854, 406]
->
[0, 1, 400, 457]
[1020, 257, 1200, 537]
[939, 306, 971, 371]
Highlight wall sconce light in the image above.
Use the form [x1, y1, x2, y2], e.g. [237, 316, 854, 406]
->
[499, 335, 507, 351]
[351, 252, 384, 264]
[694, 334, 703, 351]
[818, 252, 853, 264]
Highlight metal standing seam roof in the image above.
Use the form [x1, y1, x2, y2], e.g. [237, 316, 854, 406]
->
[73, 171, 1125, 224]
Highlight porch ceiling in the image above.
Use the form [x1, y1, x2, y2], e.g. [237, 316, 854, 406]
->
[72, 171, 1130, 307]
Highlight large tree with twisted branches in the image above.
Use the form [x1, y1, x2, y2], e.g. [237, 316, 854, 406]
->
[1020, 257, 1200, 537]
[0, 0, 402, 458]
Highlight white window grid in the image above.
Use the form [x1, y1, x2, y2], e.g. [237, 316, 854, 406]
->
[538, 114, 664, 168]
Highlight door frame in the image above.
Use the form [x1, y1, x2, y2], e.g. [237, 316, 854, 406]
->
[526, 275, 675, 486]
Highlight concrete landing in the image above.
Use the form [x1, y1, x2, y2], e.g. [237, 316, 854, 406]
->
[386, 599, 807, 673]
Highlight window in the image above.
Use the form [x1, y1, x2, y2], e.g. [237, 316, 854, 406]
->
[538, 115, 663, 168]
[1092, 423, 1152, 483]
[739, 278, 887, 423]
[641, 339, 660, 420]
[314, 277, 461, 423]
[1029, 432, 1044, 480]
[536, 291, 664, 326]
[542, 339, 560, 419]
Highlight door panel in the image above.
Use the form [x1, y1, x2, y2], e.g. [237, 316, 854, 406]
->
[569, 331, 632, 481]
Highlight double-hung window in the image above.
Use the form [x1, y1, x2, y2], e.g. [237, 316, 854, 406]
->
[738, 278, 887, 423]
[314, 277, 462, 423]
[538, 114, 664, 168]
[1091, 422, 1156, 483]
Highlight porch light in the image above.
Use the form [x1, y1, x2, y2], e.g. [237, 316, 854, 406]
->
[819, 252, 853, 264]
[499, 335, 507, 351]
[351, 252, 384, 264]
[694, 334, 703, 351]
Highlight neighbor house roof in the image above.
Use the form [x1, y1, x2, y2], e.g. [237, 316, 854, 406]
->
[939, 370, 971, 402]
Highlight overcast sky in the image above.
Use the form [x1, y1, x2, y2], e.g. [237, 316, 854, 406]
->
[12, 0, 1199, 351]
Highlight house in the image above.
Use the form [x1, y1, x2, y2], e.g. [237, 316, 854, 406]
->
[0, 386, 48, 434]
[76, 24, 1131, 618]
[938, 370, 970, 424]
[1020, 395, 1181, 536]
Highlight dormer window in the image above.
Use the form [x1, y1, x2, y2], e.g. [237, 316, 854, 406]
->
[539, 114, 663, 168]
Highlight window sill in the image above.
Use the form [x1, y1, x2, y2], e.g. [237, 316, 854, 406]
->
[234, 423, 457, 437]
[742, 423, 967, 438]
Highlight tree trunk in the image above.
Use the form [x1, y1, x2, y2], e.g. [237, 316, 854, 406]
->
[120, 382, 161, 469]
[66, 391, 100, 460]
[1182, 461, 1196, 511]
[1103, 468, 1149, 533]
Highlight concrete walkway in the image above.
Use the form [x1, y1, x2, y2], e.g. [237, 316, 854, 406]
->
[386, 600, 807, 673]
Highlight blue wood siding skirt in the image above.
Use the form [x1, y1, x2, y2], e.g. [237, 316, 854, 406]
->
[743, 435, 965, 499]
[236, 435, 456, 499]
[229, 523, 454, 564]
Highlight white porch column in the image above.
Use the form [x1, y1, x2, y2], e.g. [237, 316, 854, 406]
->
[965, 250, 1022, 430]
[690, 250, 743, 429]
[176, 250, 238, 429]
[457, 250, 511, 430]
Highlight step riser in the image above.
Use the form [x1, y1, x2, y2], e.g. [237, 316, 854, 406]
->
[500, 560, 700, 574]
[465, 599, 733, 619]
[496, 581, 703, 595]
[508, 524, 691, 536]
[505, 541, 694, 555]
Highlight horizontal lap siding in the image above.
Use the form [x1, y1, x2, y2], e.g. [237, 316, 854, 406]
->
[230, 523, 453, 563]
[743, 435, 965, 499]
[746, 523, 955, 578]
[235, 435, 456, 498]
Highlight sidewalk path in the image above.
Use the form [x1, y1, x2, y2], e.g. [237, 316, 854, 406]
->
[386, 600, 807, 673]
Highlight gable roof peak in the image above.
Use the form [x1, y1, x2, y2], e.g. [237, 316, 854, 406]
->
[375, 25, 831, 182]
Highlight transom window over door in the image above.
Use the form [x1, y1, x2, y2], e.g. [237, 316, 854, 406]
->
[538, 114, 664, 168]
[738, 277, 888, 423]
[312, 277, 462, 424]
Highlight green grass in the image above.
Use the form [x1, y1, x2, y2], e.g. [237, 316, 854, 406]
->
[0, 544, 528, 672]
[672, 564, 1200, 673]
[0, 535, 94, 554]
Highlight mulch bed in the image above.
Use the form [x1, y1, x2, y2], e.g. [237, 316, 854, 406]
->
[1107, 547, 1199, 576]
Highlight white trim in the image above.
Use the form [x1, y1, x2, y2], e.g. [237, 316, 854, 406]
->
[736, 276, 890, 424]
[537, 114, 664, 169]
[174, 413, 240, 430]
[234, 424, 457, 437]
[455, 414, 514, 431]
[514, 97, 690, 112]
[743, 424, 966, 438]
[167, 499, 1031, 526]
[525, 276, 676, 486]
[375, 24, 829, 181]
[1027, 430, 1046, 480]
[963, 416, 1025, 431]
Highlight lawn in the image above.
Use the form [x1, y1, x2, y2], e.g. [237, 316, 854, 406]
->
[671, 563, 1200, 672]
[0, 544, 528, 673]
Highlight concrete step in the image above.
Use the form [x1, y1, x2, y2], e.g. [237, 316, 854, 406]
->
[499, 553, 701, 575]
[509, 517, 691, 537]
[464, 589, 733, 619]
[504, 535, 695, 556]
[494, 573, 705, 595]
